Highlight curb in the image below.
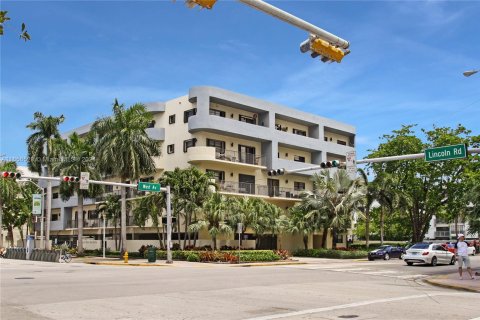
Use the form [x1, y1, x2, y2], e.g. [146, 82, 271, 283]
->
[234, 261, 307, 267]
[423, 277, 480, 293]
[84, 261, 172, 267]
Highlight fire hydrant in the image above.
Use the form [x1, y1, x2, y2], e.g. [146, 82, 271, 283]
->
[123, 251, 128, 264]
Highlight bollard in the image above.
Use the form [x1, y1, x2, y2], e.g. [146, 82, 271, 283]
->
[123, 251, 129, 263]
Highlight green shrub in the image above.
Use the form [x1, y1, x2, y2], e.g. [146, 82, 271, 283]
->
[293, 249, 368, 259]
[186, 252, 200, 262]
[237, 250, 281, 262]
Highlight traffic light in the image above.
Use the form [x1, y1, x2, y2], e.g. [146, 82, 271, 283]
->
[1, 171, 21, 179]
[267, 168, 285, 176]
[63, 176, 79, 183]
[320, 160, 341, 169]
[185, 0, 217, 9]
[299, 36, 349, 63]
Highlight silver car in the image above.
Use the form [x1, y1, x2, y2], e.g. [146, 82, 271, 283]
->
[403, 243, 455, 266]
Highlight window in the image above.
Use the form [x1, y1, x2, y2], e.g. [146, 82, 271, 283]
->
[210, 109, 226, 117]
[183, 138, 197, 152]
[239, 114, 256, 125]
[183, 108, 197, 123]
[294, 155, 305, 163]
[239, 174, 255, 194]
[324, 137, 328, 142]
[293, 128, 307, 136]
[294, 182, 305, 191]
[105, 185, 113, 193]
[206, 169, 225, 183]
[169, 115, 176, 124]
[52, 193, 59, 199]
[335, 233, 344, 243]
[167, 144, 175, 154]
[51, 214, 60, 221]
[337, 140, 347, 146]
[147, 120, 156, 128]
[207, 138, 225, 153]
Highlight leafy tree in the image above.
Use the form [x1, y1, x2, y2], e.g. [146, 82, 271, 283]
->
[97, 194, 122, 251]
[53, 133, 104, 253]
[92, 99, 161, 253]
[0, 11, 30, 40]
[287, 204, 316, 250]
[188, 193, 233, 250]
[133, 192, 165, 249]
[26, 112, 65, 249]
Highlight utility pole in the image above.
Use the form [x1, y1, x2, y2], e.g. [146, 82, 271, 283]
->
[166, 185, 173, 264]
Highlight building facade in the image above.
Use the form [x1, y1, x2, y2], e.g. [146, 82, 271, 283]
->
[44, 86, 356, 251]
[425, 215, 478, 241]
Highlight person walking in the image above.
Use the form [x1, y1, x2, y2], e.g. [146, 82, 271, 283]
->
[455, 234, 475, 280]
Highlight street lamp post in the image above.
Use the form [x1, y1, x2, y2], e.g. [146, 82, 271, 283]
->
[102, 213, 106, 259]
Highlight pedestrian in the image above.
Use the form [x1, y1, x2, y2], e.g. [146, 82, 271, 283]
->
[455, 234, 475, 280]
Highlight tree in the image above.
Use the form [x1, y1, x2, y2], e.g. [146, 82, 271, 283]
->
[26, 112, 65, 249]
[188, 193, 233, 250]
[287, 204, 316, 250]
[92, 99, 161, 253]
[97, 194, 122, 251]
[133, 192, 165, 249]
[371, 172, 399, 245]
[0, 161, 20, 247]
[301, 170, 365, 248]
[53, 133, 104, 253]
[0, 11, 30, 41]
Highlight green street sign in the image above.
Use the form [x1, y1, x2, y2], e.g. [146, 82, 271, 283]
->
[425, 144, 467, 162]
[138, 182, 161, 192]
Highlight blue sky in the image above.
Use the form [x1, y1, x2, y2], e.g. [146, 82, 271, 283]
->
[1, 0, 479, 164]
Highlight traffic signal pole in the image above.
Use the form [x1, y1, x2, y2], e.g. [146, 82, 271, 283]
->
[16, 175, 173, 263]
[280, 147, 480, 175]
[238, 0, 349, 49]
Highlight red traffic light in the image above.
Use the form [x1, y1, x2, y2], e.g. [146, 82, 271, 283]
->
[2, 171, 21, 179]
[63, 176, 79, 183]
[63, 176, 70, 182]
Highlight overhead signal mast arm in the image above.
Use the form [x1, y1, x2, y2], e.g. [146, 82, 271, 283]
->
[184, 0, 350, 63]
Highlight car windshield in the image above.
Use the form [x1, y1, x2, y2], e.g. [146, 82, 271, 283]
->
[377, 246, 390, 250]
[410, 243, 430, 249]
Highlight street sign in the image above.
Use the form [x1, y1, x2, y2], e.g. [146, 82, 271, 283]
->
[80, 172, 90, 190]
[138, 182, 161, 192]
[32, 194, 42, 215]
[346, 150, 357, 180]
[237, 222, 243, 234]
[424, 144, 467, 162]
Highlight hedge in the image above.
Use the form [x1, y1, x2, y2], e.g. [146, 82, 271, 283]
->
[147, 250, 284, 263]
[293, 249, 368, 259]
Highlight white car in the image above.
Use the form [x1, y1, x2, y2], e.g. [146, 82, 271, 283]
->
[403, 243, 455, 266]
[467, 245, 476, 256]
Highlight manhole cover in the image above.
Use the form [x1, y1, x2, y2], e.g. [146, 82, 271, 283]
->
[15, 277, 35, 280]
[338, 316, 359, 319]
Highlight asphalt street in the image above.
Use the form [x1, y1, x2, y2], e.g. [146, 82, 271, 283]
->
[1, 257, 479, 320]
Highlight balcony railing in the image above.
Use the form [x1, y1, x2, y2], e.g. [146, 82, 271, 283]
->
[66, 217, 135, 229]
[434, 231, 450, 238]
[215, 150, 265, 166]
[218, 181, 302, 199]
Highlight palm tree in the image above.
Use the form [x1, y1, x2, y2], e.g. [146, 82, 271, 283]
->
[91, 100, 161, 253]
[97, 194, 122, 251]
[189, 193, 233, 250]
[372, 172, 398, 245]
[26, 112, 65, 249]
[53, 133, 104, 253]
[357, 168, 376, 249]
[301, 170, 365, 249]
[1, 161, 23, 246]
[287, 204, 316, 250]
[133, 192, 165, 249]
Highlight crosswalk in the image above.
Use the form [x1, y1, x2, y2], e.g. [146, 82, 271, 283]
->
[279, 264, 429, 280]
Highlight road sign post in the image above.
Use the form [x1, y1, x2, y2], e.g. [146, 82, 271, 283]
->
[80, 172, 90, 190]
[138, 182, 161, 192]
[425, 144, 467, 162]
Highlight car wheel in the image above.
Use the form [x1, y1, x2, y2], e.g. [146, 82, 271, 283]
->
[430, 256, 437, 267]
[450, 256, 455, 265]
[407, 262, 413, 266]
[384, 253, 390, 261]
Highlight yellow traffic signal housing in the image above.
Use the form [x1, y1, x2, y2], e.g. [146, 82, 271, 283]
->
[185, 0, 217, 9]
[310, 38, 345, 63]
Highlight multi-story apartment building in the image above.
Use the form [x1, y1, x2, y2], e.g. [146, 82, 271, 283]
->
[425, 215, 478, 241]
[44, 86, 355, 251]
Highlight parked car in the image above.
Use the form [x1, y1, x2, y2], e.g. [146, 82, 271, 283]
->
[368, 245, 405, 261]
[403, 243, 455, 266]
[442, 242, 476, 256]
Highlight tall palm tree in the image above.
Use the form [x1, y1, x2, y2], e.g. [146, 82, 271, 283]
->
[26, 112, 65, 249]
[97, 194, 122, 251]
[133, 192, 165, 249]
[91, 100, 161, 253]
[53, 133, 103, 253]
[357, 168, 376, 249]
[188, 193, 233, 250]
[372, 172, 398, 245]
[301, 170, 365, 249]
[287, 204, 316, 250]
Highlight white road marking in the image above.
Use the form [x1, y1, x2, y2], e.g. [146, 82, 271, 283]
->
[243, 292, 477, 320]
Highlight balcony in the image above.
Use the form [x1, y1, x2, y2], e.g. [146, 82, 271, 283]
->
[434, 231, 450, 238]
[187, 147, 266, 168]
[217, 181, 302, 200]
[66, 217, 135, 229]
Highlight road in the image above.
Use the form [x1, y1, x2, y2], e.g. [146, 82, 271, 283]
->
[1, 256, 479, 320]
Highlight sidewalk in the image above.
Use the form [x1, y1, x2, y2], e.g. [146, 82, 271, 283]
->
[425, 272, 480, 293]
